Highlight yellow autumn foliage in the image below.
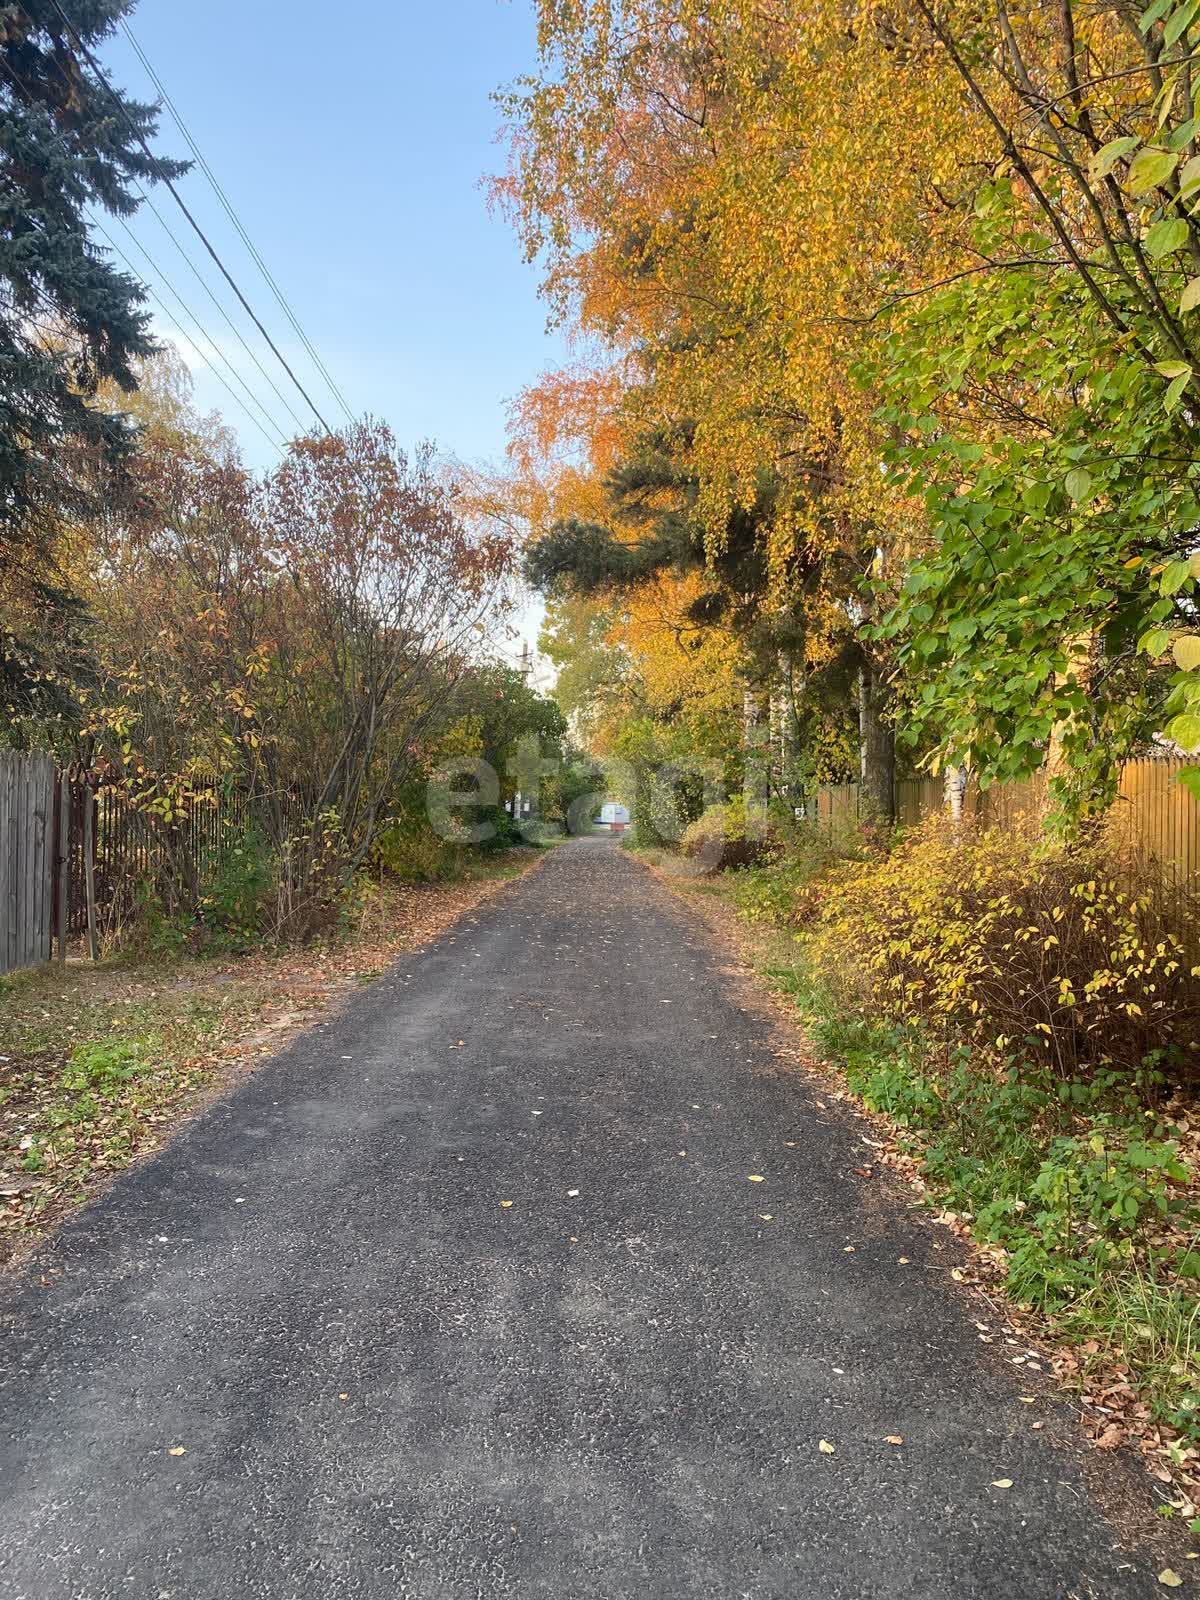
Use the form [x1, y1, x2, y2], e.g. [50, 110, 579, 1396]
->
[807, 818, 1200, 1079]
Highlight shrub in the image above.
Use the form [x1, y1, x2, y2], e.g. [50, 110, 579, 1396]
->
[807, 816, 1200, 1081]
[680, 797, 787, 871]
[731, 823, 861, 924]
[475, 804, 524, 852]
[373, 815, 464, 882]
[197, 830, 275, 949]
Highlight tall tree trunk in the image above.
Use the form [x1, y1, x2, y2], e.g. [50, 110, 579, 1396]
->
[944, 764, 967, 826]
[773, 651, 802, 806]
[742, 682, 769, 830]
[858, 663, 895, 824]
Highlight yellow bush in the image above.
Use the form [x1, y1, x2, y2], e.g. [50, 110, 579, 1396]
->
[806, 816, 1200, 1080]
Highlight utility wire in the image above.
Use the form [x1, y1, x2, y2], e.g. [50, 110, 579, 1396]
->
[0, 53, 294, 450]
[120, 18, 357, 429]
[9, 14, 509, 655]
[21, 44, 311, 438]
[90, 217, 291, 451]
[47, 0, 336, 436]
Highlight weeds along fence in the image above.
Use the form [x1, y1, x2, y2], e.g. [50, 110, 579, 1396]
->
[0, 753, 297, 975]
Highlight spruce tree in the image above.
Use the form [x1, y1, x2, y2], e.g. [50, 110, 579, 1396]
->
[0, 0, 186, 726]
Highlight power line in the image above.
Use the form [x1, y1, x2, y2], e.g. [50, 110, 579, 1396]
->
[0, 53, 295, 450]
[47, 0, 336, 436]
[89, 217, 291, 452]
[5, 18, 509, 655]
[120, 18, 357, 430]
[16, 41, 312, 439]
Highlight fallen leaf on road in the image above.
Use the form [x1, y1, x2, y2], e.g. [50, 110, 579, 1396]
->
[898, 1257, 910, 1264]
[167, 1447, 186, 1457]
[990, 1478, 1013, 1489]
[885, 1436, 904, 1446]
[758, 1213, 773, 1221]
[747, 1175, 765, 1183]
[818, 1440, 835, 1455]
[1159, 1571, 1184, 1588]
[499, 1200, 514, 1209]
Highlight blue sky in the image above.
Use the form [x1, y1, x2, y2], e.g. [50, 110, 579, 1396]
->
[103, 0, 568, 478]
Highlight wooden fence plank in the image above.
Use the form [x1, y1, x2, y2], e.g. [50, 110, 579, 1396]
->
[0, 752, 53, 975]
[0, 758, 11, 974]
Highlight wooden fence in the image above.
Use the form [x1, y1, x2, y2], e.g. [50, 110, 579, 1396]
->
[814, 754, 1200, 888]
[0, 752, 56, 976]
[0, 754, 298, 976]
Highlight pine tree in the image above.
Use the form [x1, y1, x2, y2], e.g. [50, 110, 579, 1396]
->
[0, 0, 187, 728]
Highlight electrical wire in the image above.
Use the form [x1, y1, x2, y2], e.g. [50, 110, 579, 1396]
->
[89, 218, 291, 452]
[22, 42, 312, 436]
[0, 52, 294, 449]
[47, 0, 336, 436]
[120, 18, 357, 429]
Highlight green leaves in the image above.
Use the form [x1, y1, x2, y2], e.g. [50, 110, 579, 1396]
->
[1141, 0, 1175, 30]
[1065, 467, 1093, 503]
[1166, 712, 1200, 750]
[1145, 217, 1190, 258]
[1140, 628, 1171, 657]
[871, 242, 1200, 827]
[1126, 147, 1180, 194]
[1164, 0, 1200, 45]
[1154, 361, 1193, 411]
[1162, 557, 1194, 593]
[1089, 136, 1139, 181]
[1180, 278, 1200, 314]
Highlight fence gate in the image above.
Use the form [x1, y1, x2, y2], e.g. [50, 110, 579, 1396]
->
[0, 751, 55, 976]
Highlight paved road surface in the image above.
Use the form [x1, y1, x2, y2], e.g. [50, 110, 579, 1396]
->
[0, 840, 1163, 1597]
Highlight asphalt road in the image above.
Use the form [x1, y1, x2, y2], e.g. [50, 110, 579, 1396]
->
[0, 839, 1166, 1598]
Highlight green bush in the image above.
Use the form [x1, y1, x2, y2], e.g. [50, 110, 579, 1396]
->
[373, 814, 464, 882]
[198, 830, 275, 949]
[680, 796, 787, 871]
[730, 824, 854, 923]
[476, 804, 524, 852]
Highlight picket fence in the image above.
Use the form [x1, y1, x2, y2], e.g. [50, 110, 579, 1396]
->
[0, 754, 296, 976]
